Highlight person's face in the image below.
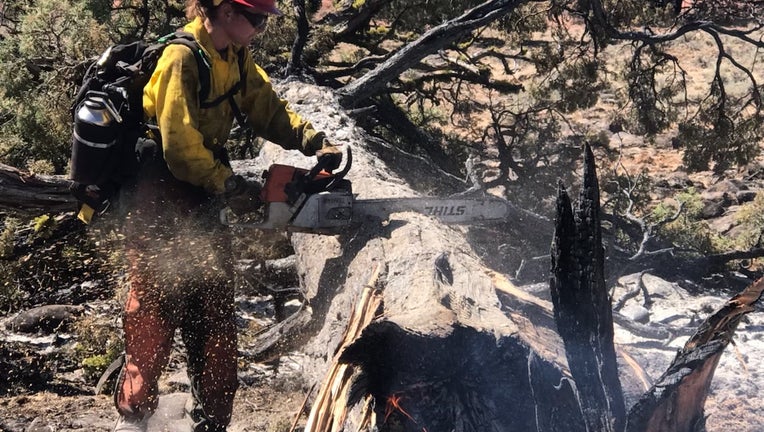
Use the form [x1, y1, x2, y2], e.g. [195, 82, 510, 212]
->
[224, 3, 269, 45]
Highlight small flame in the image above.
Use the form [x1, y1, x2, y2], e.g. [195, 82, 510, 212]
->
[384, 393, 427, 431]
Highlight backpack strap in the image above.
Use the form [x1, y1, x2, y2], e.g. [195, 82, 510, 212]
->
[200, 48, 248, 128]
[160, 31, 213, 105]
[228, 48, 249, 129]
[228, 48, 253, 147]
[161, 32, 249, 129]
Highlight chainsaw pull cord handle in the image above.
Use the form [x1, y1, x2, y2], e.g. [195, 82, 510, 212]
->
[330, 147, 351, 186]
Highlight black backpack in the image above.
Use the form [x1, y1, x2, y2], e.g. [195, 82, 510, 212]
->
[69, 31, 248, 222]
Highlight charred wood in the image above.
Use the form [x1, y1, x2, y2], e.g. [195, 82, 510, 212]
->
[339, 323, 585, 432]
[625, 277, 764, 431]
[550, 144, 626, 431]
[287, 0, 310, 76]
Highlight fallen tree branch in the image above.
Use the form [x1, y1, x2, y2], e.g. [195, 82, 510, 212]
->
[338, 0, 526, 105]
[320, 0, 393, 40]
[625, 276, 764, 431]
[613, 269, 654, 311]
[0, 163, 76, 216]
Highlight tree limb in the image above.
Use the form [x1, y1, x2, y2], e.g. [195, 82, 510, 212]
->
[338, 0, 528, 106]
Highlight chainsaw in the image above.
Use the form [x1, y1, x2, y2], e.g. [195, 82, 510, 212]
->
[221, 148, 511, 234]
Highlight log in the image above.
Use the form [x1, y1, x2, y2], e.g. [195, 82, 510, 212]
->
[0, 162, 76, 216]
[253, 85, 587, 431]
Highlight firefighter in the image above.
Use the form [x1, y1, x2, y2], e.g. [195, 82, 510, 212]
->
[112, 0, 342, 431]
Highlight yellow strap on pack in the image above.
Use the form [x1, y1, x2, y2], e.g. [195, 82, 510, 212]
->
[77, 203, 95, 225]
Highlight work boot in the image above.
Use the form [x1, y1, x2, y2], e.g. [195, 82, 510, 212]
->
[113, 414, 150, 432]
[184, 393, 227, 432]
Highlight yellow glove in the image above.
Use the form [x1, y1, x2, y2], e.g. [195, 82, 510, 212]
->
[315, 141, 343, 171]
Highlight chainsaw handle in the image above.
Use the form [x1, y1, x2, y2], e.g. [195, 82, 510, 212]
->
[284, 147, 352, 204]
[305, 147, 352, 185]
[306, 154, 333, 180]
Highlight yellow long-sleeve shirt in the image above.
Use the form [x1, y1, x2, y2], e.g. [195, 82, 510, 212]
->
[143, 18, 326, 194]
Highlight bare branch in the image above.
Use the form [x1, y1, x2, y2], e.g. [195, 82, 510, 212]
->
[339, 0, 529, 105]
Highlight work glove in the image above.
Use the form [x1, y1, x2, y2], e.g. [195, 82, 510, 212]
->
[224, 174, 263, 216]
[315, 140, 343, 171]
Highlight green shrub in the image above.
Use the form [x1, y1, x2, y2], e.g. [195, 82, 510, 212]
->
[0, 217, 19, 259]
[651, 188, 719, 255]
[0, 0, 110, 174]
[734, 192, 764, 250]
[73, 314, 123, 385]
[32, 214, 54, 239]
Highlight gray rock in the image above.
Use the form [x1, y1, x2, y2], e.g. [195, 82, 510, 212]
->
[700, 190, 734, 206]
[620, 304, 650, 324]
[660, 172, 694, 189]
[24, 418, 54, 432]
[736, 190, 757, 204]
[8, 305, 84, 334]
[707, 179, 747, 194]
[699, 201, 725, 219]
[706, 212, 738, 234]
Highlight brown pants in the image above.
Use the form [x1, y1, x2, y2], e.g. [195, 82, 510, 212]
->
[114, 165, 238, 428]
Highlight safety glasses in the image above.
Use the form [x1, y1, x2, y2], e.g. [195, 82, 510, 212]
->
[234, 7, 269, 30]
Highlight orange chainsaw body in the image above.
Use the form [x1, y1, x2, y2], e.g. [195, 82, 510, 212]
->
[261, 164, 332, 203]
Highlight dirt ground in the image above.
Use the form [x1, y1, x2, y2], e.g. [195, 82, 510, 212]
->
[0, 384, 307, 432]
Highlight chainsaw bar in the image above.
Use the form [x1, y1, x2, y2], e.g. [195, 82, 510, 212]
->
[221, 148, 510, 234]
[352, 196, 510, 224]
[222, 191, 510, 234]
[282, 191, 509, 234]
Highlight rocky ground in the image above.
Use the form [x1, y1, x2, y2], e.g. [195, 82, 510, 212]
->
[1, 258, 762, 431]
[2, 276, 762, 431]
[1, 82, 764, 431]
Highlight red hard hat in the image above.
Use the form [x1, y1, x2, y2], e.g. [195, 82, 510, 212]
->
[228, 0, 283, 15]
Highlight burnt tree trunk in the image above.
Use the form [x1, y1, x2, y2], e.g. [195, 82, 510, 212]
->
[550, 144, 626, 431]
[286, 0, 309, 76]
